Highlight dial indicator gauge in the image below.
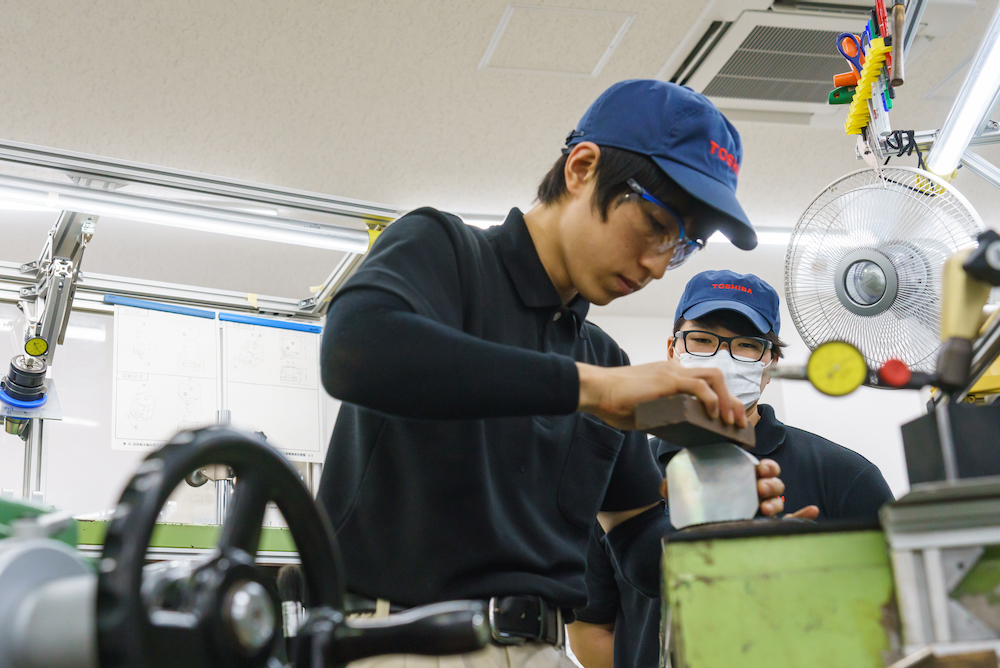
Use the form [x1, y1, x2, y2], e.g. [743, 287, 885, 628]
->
[806, 341, 868, 396]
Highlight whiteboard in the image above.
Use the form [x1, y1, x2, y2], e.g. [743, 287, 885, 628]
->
[0, 300, 337, 519]
[112, 304, 219, 450]
[222, 318, 324, 460]
[109, 300, 325, 462]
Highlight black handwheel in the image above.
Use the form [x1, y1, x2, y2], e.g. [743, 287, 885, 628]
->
[97, 426, 345, 668]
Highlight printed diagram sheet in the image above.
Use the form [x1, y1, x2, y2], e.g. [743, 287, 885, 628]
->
[112, 305, 218, 451]
[224, 321, 323, 461]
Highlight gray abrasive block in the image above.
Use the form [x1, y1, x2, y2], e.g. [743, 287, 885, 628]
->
[635, 394, 755, 448]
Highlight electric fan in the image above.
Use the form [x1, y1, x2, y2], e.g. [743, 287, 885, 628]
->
[785, 167, 985, 373]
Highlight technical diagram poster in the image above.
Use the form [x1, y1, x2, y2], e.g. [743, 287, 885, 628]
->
[223, 319, 323, 461]
[112, 304, 219, 451]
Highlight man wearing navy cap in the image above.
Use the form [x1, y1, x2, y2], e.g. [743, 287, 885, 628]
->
[318, 81, 796, 668]
[569, 271, 894, 668]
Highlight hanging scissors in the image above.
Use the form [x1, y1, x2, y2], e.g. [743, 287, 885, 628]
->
[837, 32, 865, 75]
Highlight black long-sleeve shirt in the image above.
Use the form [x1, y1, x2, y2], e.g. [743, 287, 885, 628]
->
[316, 207, 663, 609]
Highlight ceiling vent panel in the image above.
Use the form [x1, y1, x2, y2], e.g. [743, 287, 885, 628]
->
[702, 25, 846, 103]
[680, 10, 868, 115]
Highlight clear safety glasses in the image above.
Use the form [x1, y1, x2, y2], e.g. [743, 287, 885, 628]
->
[622, 178, 704, 269]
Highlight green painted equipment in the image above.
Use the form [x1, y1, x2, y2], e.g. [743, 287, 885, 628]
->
[663, 521, 899, 668]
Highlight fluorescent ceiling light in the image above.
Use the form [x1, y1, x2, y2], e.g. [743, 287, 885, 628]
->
[925, 2, 1000, 176]
[0, 173, 372, 254]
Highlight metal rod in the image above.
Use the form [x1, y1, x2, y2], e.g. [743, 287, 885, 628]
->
[0, 172, 372, 255]
[952, 291, 1000, 402]
[0, 138, 398, 221]
[0, 260, 324, 318]
[935, 396, 959, 483]
[22, 424, 33, 500]
[959, 149, 1000, 190]
[891, 0, 905, 86]
[925, 2, 1000, 175]
[924, 548, 953, 642]
[215, 477, 234, 525]
[33, 419, 43, 494]
[878, 126, 1000, 156]
[300, 253, 363, 313]
[902, 0, 927, 62]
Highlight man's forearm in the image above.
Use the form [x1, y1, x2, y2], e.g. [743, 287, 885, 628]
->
[322, 289, 579, 419]
[567, 621, 616, 668]
[604, 502, 672, 598]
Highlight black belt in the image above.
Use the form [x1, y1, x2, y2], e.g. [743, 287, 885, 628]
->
[343, 593, 563, 646]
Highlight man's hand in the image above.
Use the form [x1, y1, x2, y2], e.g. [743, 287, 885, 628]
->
[657, 458, 792, 517]
[576, 360, 747, 431]
[786, 505, 820, 520]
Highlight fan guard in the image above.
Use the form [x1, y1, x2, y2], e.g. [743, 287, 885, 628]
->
[785, 167, 984, 373]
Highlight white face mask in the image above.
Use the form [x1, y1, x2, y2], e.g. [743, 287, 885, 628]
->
[677, 352, 770, 409]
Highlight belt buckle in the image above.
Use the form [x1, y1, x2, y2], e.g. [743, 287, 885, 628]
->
[488, 597, 528, 645]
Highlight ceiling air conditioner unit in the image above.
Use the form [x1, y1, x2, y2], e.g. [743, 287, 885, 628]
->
[666, 0, 974, 122]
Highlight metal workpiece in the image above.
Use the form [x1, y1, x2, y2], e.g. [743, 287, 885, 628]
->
[665, 444, 760, 530]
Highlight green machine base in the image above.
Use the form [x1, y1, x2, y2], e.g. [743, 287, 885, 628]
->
[663, 521, 898, 668]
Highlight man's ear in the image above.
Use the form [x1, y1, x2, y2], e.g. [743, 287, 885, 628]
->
[763, 357, 774, 388]
[667, 335, 676, 359]
[564, 142, 600, 196]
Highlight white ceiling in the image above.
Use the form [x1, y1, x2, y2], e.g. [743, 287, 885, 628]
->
[1, 0, 999, 314]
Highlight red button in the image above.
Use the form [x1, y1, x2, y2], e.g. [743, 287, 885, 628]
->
[879, 359, 911, 388]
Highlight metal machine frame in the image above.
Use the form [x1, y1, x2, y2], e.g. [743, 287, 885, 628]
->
[0, 141, 400, 505]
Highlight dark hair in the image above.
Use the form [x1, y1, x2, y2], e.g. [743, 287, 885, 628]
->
[536, 146, 705, 236]
[673, 311, 786, 361]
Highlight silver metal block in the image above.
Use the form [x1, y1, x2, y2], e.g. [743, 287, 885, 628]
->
[666, 443, 760, 530]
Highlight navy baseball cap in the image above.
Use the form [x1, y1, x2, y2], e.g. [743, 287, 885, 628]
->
[566, 80, 756, 250]
[674, 270, 780, 335]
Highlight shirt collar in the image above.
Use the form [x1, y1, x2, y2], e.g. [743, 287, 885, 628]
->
[655, 403, 786, 461]
[494, 208, 591, 330]
[751, 404, 786, 456]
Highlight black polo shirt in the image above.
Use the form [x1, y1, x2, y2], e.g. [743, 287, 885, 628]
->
[575, 403, 894, 668]
[317, 207, 663, 609]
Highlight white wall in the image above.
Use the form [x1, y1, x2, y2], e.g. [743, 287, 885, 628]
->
[587, 313, 923, 499]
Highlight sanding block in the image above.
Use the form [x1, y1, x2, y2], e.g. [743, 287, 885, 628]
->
[635, 394, 755, 449]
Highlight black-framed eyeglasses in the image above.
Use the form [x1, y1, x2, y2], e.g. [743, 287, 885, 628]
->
[673, 330, 773, 362]
[624, 178, 704, 269]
